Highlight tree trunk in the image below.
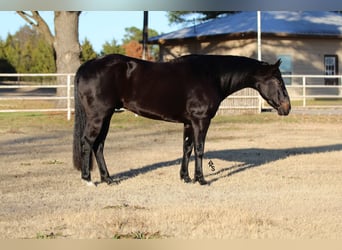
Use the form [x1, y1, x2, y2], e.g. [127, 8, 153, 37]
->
[54, 11, 81, 107]
[17, 11, 81, 108]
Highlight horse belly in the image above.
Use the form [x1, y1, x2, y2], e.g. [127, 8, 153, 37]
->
[122, 92, 187, 123]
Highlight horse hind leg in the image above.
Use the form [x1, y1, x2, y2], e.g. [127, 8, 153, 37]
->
[81, 114, 113, 186]
[93, 115, 120, 185]
[80, 135, 94, 185]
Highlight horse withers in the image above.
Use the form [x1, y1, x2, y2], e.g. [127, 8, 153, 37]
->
[73, 54, 291, 186]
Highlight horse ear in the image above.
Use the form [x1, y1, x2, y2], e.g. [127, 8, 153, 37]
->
[256, 59, 281, 77]
[274, 59, 282, 68]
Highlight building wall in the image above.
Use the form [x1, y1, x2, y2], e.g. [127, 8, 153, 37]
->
[261, 36, 342, 75]
[160, 38, 257, 61]
[159, 36, 342, 76]
[261, 37, 342, 96]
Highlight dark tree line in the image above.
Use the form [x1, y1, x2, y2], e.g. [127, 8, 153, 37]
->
[0, 25, 159, 77]
[1, 11, 244, 76]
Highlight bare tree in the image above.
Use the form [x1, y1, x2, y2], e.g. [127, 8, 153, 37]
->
[17, 11, 81, 106]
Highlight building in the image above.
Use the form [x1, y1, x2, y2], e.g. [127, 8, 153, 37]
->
[149, 12, 342, 113]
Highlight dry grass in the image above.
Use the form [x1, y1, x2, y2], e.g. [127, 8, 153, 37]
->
[0, 111, 341, 239]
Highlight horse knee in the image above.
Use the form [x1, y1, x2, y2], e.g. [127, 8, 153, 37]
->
[194, 143, 204, 158]
[183, 141, 193, 155]
[84, 120, 102, 143]
[81, 137, 92, 154]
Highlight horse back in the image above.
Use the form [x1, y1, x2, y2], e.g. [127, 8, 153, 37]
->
[76, 54, 223, 122]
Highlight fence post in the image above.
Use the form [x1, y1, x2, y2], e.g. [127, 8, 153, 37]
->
[302, 76, 306, 107]
[67, 74, 71, 120]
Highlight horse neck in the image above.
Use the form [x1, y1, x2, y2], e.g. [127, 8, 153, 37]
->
[219, 70, 255, 99]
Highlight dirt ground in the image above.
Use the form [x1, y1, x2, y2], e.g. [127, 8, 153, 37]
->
[0, 111, 342, 239]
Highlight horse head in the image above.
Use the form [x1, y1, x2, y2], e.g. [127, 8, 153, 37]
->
[254, 59, 291, 116]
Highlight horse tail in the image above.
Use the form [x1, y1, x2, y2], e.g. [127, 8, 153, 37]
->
[72, 68, 93, 171]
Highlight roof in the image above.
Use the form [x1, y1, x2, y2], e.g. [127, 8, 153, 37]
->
[149, 11, 342, 43]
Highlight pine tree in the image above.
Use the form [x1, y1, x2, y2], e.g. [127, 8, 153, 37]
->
[80, 38, 97, 63]
[0, 26, 56, 82]
[100, 39, 125, 56]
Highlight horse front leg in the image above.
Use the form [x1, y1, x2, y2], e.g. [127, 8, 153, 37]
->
[180, 123, 194, 183]
[192, 119, 211, 185]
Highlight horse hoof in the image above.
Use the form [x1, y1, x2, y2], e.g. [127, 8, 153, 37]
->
[181, 175, 192, 183]
[82, 179, 97, 187]
[193, 177, 208, 185]
[198, 179, 208, 185]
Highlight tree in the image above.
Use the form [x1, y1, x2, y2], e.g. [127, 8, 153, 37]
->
[123, 26, 159, 44]
[80, 38, 97, 63]
[0, 25, 56, 82]
[17, 11, 81, 73]
[0, 59, 16, 81]
[122, 40, 143, 59]
[122, 26, 159, 60]
[100, 39, 125, 56]
[167, 11, 239, 25]
[30, 38, 56, 73]
[1, 35, 20, 71]
[17, 11, 81, 106]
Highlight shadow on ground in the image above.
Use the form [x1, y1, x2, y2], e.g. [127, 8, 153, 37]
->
[111, 144, 342, 184]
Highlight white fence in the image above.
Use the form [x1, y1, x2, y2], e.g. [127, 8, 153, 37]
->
[0, 73, 74, 120]
[0, 73, 342, 120]
[282, 74, 342, 107]
[216, 74, 342, 113]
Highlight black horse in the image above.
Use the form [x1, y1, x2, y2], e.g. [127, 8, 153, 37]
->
[73, 54, 291, 186]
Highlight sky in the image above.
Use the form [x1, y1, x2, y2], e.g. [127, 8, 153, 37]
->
[0, 11, 182, 53]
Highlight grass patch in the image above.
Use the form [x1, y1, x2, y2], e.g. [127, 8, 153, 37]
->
[212, 112, 299, 125]
[0, 99, 55, 110]
[112, 231, 164, 239]
[0, 112, 73, 133]
[35, 232, 65, 239]
[290, 98, 342, 107]
[102, 204, 147, 210]
[42, 159, 64, 165]
[1, 109, 342, 135]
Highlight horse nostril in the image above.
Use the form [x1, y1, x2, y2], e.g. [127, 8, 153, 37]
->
[278, 101, 291, 115]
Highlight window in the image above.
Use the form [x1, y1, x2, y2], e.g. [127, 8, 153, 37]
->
[278, 55, 292, 85]
[324, 55, 338, 85]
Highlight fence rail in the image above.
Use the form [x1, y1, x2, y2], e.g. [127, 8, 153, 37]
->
[0, 73, 74, 120]
[282, 74, 342, 108]
[1, 73, 342, 119]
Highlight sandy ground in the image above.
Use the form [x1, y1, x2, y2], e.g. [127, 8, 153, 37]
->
[0, 112, 342, 239]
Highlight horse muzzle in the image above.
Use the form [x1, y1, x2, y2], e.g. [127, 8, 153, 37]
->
[277, 101, 291, 116]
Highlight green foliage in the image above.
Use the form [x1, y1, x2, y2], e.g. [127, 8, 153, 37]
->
[28, 38, 56, 73]
[80, 37, 97, 63]
[167, 11, 195, 25]
[122, 26, 158, 44]
[0, 25, 56, 81]
[167, 11, 239, 25]
[0, 58, 16, 73]
[112, 231, 163, 239]
[0, 19, 162, 78]
[100, 39, 125, 56]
